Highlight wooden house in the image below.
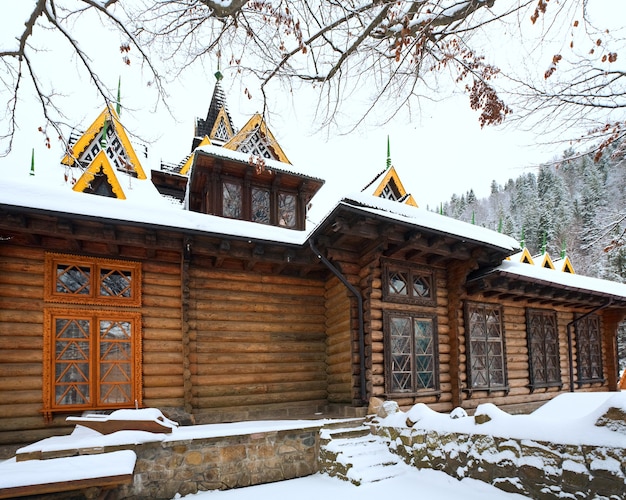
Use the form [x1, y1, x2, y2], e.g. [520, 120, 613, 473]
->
[1, 79, 626, 455]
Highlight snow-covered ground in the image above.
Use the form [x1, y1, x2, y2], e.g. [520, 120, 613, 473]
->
[2, 392, 624, 499]
[174, 392, 626, 500]
[175, 467, 527, 500]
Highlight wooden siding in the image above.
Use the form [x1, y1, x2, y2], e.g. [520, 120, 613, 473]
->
[0, 243, 184, 450]
[325, 276, 352, 404]
[187, 266, 327, 421]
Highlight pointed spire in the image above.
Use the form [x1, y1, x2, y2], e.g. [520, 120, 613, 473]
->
[116, 76, 121, 116]
[561, 240, 566, 259]
[520, 227, 525, 249]
[29, 148, 35, 176]
[471, 211, 475, 225]
[386, 135, 391, 170]
[541, 232, 547, 254]
[497, 216, 503, 233]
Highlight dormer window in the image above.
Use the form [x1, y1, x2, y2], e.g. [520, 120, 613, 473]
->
[187, 150, 322, 230]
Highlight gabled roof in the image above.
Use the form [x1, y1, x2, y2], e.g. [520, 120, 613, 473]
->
[193, 78, 235, 150]
[507, 247, 535, 265]
[363, 166, 418, 207]
[180, 136, 211, 176]
[73, 149, 126, 199]
[61, 105, 147, 181]
[537, 252, 555, 270]
[554, 255, 576, 274]
[223, 113, 290, 164]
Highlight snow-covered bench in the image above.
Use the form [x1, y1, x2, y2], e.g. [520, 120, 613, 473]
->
[0, 449, 136, 499]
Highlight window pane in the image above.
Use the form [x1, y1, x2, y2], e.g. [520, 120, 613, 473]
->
[54, 318, 90, 406]
[414, 319, 435, 389]
[388, 271, 408, 296]
[412, 275, 431, 298]
[252, 187, 270, 224]
[100, 268, 132, 298]
[223, 181, 242, 219]
[99, 320, 132, 405]
[390, 317, 412, 392]
[467, 304, 506, 389]
[278, 193, 296, 228]
[527, 310, 560, 387]
[56, 264, 91, 295]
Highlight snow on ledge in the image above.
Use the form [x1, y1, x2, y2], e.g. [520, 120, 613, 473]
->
[0, 450, 136, 489]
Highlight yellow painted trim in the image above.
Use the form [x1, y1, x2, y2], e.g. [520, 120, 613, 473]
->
[372, 166, 418, 207]
[180, 136, 211, 176]
[404, 194, 418, 207]
[539, 252, 555, 270]
[224, 113, 291, 164]
[520, 247, 535, 265]
[560, 256, 576, 274]
[62, 104, 146, 180]
[72, 149, 126, 200]
[209, 108, 234, 142]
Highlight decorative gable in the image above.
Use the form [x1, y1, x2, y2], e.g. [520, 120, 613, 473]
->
[210, 108, 234, 145]
[223, 114, 290, 164]
[180, 136, 211, 176]
[366, 166, 418, 207]
[62, 105, 146, 181]
[72, 149, 126, 199]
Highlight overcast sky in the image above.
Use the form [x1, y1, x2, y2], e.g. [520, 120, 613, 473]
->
[1, 2, 623, 212]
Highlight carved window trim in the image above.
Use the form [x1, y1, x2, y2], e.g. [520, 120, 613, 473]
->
[44, 253, 141, 307]
[382, 260, 436, 306]
[383, 311, 440, 397]
[464, 302, 509, 394]
[574, 314, 605, 385]
[43, 309, 142, 417]
[526, 308, 562, 391]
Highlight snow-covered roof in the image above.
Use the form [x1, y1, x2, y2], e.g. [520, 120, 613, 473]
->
[3, 153, 626, 305]
[332, 192, 520, 252]
[483, 260, 626, 301]
[194, 144, 325, 184]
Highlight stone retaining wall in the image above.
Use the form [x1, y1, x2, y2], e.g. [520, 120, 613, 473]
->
[374, 426, 626, 499]
[105, 427, 319, 499]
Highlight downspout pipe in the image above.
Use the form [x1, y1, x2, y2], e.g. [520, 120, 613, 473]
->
[566, 299, 613, 392]
[309, 239, 367, 404]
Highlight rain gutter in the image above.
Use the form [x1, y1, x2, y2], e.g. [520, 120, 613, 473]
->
[566, 299, 613, 392]
[309, 239, 367, 404]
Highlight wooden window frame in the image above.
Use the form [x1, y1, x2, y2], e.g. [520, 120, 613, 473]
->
[526, 308, 562, 391]
[382, 260, 436, 306]
[216, 176, 300, 229]
[464, 302, 509, 395]
[383, 311, 441, 398]
[574, 314, 605, 385]
[43, 309, 142, 417]
[44, 253, 141, 307]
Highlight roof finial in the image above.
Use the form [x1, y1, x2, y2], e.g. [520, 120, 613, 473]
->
[29, 148, 35, 176]
[386, 135, 391, 170]
[116, 76, 121, 116]
[561, 240, 566, 259]
[215, 50, 223, 81]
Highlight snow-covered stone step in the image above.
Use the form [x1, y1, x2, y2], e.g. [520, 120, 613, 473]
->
[345, 460, 410, 485]
[318, 426, 408, 485]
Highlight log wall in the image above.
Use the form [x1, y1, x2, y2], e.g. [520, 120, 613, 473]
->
[0, 242, 184, 454]
[187, 265, 327, 422]
[324, 276, 352, 404]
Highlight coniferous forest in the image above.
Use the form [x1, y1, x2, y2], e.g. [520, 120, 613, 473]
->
[439, 140, 626, 370]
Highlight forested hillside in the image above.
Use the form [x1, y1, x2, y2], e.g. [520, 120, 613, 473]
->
[439, 140, 626, 369]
